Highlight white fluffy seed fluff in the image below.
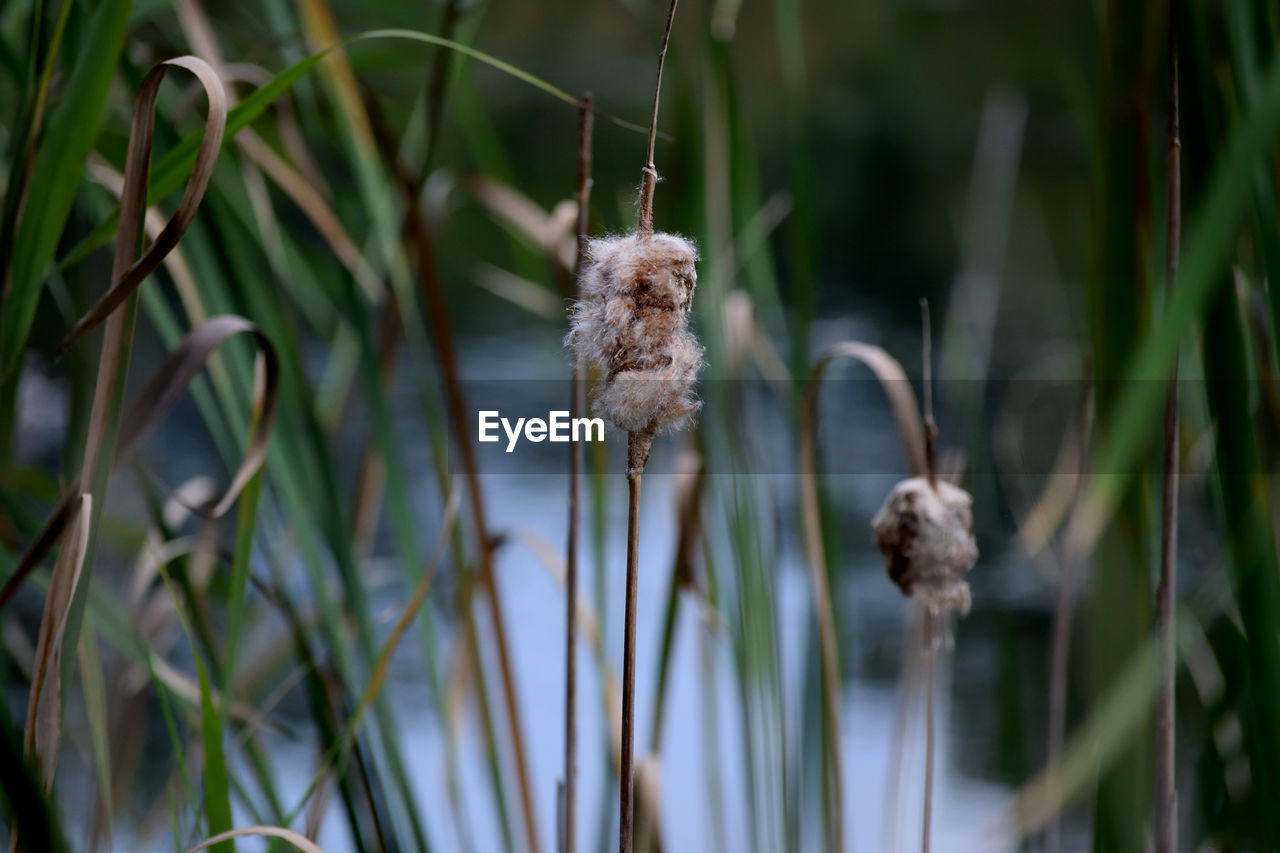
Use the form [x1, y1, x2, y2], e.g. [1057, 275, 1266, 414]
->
[568, 232, 703, 437]
[871, 476, 978, 616]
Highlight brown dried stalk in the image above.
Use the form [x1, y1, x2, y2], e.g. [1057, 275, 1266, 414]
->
[563, 92, 594, 853]
[619, 4, 681, 852]
[920, 300, 937, 853]
[802, 338, 926, 852]
[870, 301, 977, 853]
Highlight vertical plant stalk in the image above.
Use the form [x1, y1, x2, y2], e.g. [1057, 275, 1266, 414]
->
[619, 5, 680, 852]
[920, 299, 938, 490]
[919, 299, 938, 853]
[563, 92, 594, 853]
[799, 377, 848, 851]
[921, 610, 937, 853]
[619, 442, 646, 853]
[1154, 7, 1180, 851]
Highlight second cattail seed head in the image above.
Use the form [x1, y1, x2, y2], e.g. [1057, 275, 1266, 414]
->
[569, 231, 703, 473]
[871, 476, 978, 616]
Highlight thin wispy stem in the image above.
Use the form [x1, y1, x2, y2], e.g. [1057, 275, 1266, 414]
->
[920, 298, 937, 489]
[636, 0, 679, 237]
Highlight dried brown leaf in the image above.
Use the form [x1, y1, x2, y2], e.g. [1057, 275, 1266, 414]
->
[58, 57, 227, 355]
[23, 494, 92, 788]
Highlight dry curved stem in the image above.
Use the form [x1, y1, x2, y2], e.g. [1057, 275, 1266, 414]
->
[799, 337, 925, 852]
[185, 825, 323, 853]
[806, 341, 928, 478]
[57, 57, 227, 355]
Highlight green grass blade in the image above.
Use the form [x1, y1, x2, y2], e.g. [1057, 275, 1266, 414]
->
[1072, 45, 1280, 551]
[196, 656, 235, 853]
[221, 463, 263, 689]
[1202, 284, 1280, 847]
[0, 0, 131, 377]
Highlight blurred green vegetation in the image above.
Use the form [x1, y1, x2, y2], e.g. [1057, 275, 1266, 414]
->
[1, 0, 1279, 851]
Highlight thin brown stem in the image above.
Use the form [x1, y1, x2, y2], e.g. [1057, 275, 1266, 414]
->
[636, 0, 680, 237]
[920, 299, 938, 488]
[1155, 6, 1180, 851]
[921, 609, 936, 853]
[619, 438, 647, 853]
[799, 368, 846, 852]
[563, 92, 594, 853]
[401, 174, 540, 853]
[618, 2, 679, 846]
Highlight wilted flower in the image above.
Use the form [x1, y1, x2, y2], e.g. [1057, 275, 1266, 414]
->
[568, 231, 703, 472]
[871, 476, 978, 616]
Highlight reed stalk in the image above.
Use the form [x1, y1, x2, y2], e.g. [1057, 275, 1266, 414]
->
[619, 446, 645, 853]
[919, 299, 937, 853]
[921, 610, 937, 853]
[562, 92, 594, 853]
[618, 5, 681, 852]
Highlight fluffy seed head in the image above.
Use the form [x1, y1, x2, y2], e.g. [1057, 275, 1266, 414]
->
[871, 477, 978, 616]
[568, 232, 703, 436]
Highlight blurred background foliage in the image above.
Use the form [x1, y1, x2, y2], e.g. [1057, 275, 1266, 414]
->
[1, 0, 1279, 851]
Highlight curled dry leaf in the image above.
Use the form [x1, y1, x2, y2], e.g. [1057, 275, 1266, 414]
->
[24, 494, 92, 789]
[797, 338, 925, 853]
[7, 61, 231, 838]
[58, 56, 227, 355]
[805, 341, 927, 478]
[115, 315, 279, 517]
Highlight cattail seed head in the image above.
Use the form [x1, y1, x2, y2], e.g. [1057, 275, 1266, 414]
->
[871, 476, 978, 616]
[568, 232, 703, 448]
